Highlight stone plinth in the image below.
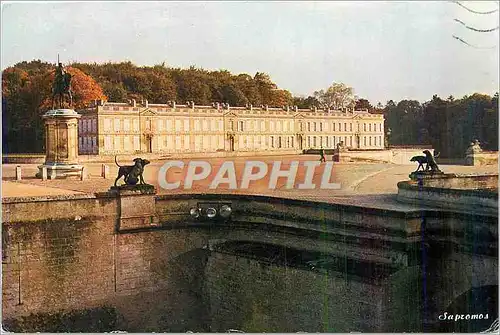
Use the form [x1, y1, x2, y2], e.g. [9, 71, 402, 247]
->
[398, 173, 498, 214]
[109, 184, 159, 231]
[465, 151, 499, 166]
[409, 171, 445, 182]
[36, 109, 83, 179]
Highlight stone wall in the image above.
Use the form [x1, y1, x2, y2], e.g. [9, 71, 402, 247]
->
[2, 192, 497, 332]
[397, 180, 498, 215]
[465, 151, 499, 166]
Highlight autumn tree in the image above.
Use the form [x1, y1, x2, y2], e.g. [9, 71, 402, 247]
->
[2, 62, 106, 153]
[314, 82, 355, 110]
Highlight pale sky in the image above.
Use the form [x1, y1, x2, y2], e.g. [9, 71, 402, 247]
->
[1, 1, 499, 104]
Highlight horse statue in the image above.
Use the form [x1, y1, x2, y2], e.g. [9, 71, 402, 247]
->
[52, 62, 73, 109]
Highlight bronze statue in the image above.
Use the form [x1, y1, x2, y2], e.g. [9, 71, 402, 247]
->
[410, 150, 441, 173]
[114, 156, 150, 186]
[52, 59, 73, 109]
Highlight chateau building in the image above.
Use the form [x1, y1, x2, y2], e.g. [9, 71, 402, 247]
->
[77, 100, 385, 155]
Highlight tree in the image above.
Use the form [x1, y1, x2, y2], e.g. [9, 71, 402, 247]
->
[40, 66, 106, 110]
[355, 98, 372, 111]
[293, 96, 320, 109]
[313, 82, 355, 110]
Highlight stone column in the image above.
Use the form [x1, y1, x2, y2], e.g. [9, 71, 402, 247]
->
[36, 109, 83, 179]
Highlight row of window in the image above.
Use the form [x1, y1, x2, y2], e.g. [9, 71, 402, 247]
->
[97, 134, 384, 152]
[78, 136, 97, 152]
[306, 135, 383, 148]
[99, 117, 383, 134]
[79, 119, 97, 133]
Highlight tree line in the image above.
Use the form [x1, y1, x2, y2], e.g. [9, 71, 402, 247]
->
[2, 60, 498, 157]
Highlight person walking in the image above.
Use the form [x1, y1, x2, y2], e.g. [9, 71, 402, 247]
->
[319, 148, 326, 163]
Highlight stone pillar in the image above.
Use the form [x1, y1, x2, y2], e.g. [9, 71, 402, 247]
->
[15, 166, 22, 181]
[36, 109, 83, 179]
[109, 185, 159, 230]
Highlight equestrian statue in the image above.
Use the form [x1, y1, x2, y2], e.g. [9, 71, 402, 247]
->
[52, 57, 73, 109]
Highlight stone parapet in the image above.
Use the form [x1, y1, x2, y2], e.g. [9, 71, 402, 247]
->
[465, 151, 499, 166]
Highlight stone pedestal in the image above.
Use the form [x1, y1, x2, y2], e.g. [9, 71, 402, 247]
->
[109, 184, 159, 231]
[409, 171, 445, 182]
[36, 109, 83, 179]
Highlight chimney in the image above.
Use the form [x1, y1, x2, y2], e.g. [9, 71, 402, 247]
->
[132, 99, 136, 107]
[294, 106, 298, 112]
[145, 99, 148, 108]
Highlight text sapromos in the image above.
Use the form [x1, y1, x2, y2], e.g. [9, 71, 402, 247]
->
[157, 160, 341, 190]
[438, 312, 490, 322]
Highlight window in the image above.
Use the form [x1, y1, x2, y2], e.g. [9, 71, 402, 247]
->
[194, 120, 201, 131]
[114, 119, 121, 132]
[133, 119, 139, 132]
[350, 123, 352, 132]
[313, 122, 317, 132]
[307, 122, 311, 132]
[124, 119, 131, 131]
[175, 120, 182, 131]
[313, 136, 317, 147]
[369, 136, 372, 146]
[344, 123, 347, 131]
[124, 136, 131, 151]
[270, 121, 275, 132]
[114, 136, 120, 150]
[184, 119, 190, 131]
[369, 124, 372, 132]
[78, 137, 82, 150]
[104, 136, 111, 150]
[261, 120, 266, 131]
[175, 136, 181, 150]
[364, 124, 366, 132]
[320, 123, 323, 131]
[333, 123, 336, 131]
[104, 119, 111, 131]
[203, 120, 209, 131]
[211, 119, 217, 131]
[338, 123, 341, 131]
[271, 136, 275, 148]
[239, 121, 244, 131]
[133, 136, 140, 150]
[229, 120, 234, 131]
[363, 137, 366, 146]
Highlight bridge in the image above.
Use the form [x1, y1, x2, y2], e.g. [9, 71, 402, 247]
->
[2, 191, 497, 332]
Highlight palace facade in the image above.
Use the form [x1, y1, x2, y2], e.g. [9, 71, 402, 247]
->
[77, 100, 385, 155]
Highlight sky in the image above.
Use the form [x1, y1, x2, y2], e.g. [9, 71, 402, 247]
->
[1, 1, 499, 104]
